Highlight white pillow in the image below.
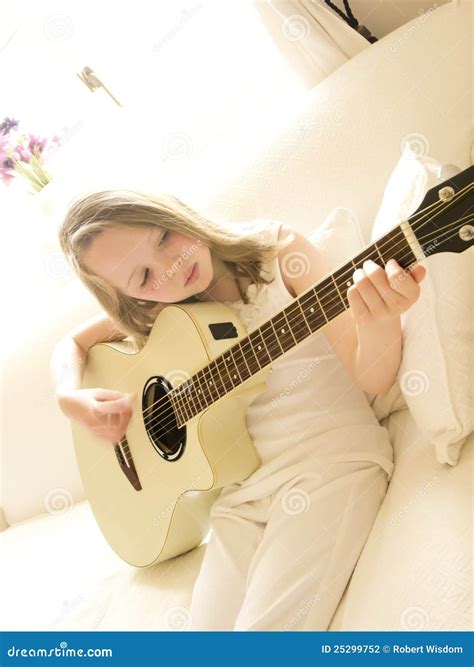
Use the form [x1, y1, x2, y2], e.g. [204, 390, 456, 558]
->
[307, 205, 365, 269]
[370, 142, 473, 466]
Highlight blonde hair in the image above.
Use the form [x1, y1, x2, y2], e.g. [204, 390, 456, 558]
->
[58, 189, 294, 350]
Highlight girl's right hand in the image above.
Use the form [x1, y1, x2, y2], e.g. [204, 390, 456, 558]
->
[57, 387, 137, 444]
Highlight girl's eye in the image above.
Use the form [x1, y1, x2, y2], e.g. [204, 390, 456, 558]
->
[140, 230, 169, 289]
[140, 269, 149, 289]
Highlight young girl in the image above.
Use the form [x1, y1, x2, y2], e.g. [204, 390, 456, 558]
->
[52, 188, 426, 631]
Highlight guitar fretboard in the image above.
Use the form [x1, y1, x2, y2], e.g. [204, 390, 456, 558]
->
[170, 224, 417, 425]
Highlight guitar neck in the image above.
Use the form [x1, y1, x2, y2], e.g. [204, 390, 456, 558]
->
[169, 219, 422, 424]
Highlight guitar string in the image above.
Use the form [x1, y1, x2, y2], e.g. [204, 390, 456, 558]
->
[138, 210, 473, 434]
[134, 212, 473, 440]
[153, 189, 473, 429]
[108, 180, 472, 442]
[135, 211, 472, 432]
[139, 189, 471, 428]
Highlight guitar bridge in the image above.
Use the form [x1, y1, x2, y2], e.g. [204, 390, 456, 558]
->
[114, 438, 142, 491]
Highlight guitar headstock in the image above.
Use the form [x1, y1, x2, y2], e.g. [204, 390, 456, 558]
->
[408, 165, 473, 258]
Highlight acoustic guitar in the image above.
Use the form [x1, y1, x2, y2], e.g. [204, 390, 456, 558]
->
[71, 166, 473, 567]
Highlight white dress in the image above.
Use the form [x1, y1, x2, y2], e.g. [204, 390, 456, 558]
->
[190, 219, 394, 631]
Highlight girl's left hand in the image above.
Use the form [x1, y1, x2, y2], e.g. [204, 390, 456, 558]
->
[347, 258, 427, 328]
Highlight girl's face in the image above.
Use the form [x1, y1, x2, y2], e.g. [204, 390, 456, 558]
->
[81, 225, 214, 303]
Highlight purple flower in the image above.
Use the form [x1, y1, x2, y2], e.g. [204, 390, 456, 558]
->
[0, 117, 19, 136]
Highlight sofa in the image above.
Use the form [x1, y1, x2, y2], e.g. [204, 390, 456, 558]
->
[0, 0, 471, 631]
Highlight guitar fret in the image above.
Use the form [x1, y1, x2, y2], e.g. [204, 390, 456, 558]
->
[232, 344, 252, 382]
[194, 373, 206, 412]
[295, 299, 312, 336]
[226, 347, 244, 385]
[331, 274, 345, 312]
[314, 288, 328, 323]
[170, 393, 185, 425]
[249, 329, 272, 367]
[217, 354, 235, 394]
[204, 364, 219, 401]
[286, 301, 309, 342]
[261, 320, 280, 358]
[180, 387, 192, 422]
[211, 356, 227, 396]
[374, 241, 385, 265]
[241, 337, 262, 375]
[273, 312, 294, 352]
[282, 309, 298, 346]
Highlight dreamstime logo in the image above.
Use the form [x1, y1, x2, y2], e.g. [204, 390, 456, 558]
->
[281, 251, 310, 279]
[400, 369, 430, 396]
[401, 133, 430, 159]
[400, 606, 430, 630]
[164, 606, 192, 630]
[281, 15, 310, 42]
[43, 14, 75, 41]
[281, 487, 311, 515]
[44, 488, 74, 515]
[162, 132, 193, 161]
[165, 369, 193, 396]
[44, 251, 72, 280]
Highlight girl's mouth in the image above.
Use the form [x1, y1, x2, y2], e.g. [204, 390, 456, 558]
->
[185, 262, 199, 286]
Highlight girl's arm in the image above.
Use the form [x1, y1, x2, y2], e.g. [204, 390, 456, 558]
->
[276, 224, 426, 395]
[50, 311, 127, 403]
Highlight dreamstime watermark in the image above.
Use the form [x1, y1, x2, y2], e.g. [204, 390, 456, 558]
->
[43, 14, 75, 41]
[271, 357, 321, 408]
[401, 132, 430, 158]
[281, 487, 311, 515]
[164, 606, 192, 630]
[7, 642, 112, 658]
[43, 251, 73, 280]
[152, 476, 202, 526]
[389, 2, 438, 53]
[161, 132, 194, 161]
[284, 592, 321, 630]
[389, 475, 440, 527]
[44, 488, 74, 515]
[400, 605, 430, 630]
[281, 15, 310, 42]
[281, 250, 310, 279]
[400, 369, 430, 396]
[152, 240, 202, 291]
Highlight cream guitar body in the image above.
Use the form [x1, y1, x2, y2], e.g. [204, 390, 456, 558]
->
[72, 302, 269, 568]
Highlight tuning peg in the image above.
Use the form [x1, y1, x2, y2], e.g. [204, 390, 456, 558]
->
[437, 164, 461, 181]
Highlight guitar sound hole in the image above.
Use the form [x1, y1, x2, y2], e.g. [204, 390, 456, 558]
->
[142, 376, 186, 462]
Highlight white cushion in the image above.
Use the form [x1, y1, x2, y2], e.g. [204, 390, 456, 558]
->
[307, 205, 365, 270]
[370, 142, 473, 466]
[326, 425, 473, 631]
[0, 500, 204, 630]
